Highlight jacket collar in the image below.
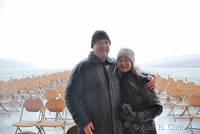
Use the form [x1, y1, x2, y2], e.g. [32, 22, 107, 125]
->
[88, 51, 114, 65]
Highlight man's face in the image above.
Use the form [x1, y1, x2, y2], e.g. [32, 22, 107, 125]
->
[93, 39, 110, 58]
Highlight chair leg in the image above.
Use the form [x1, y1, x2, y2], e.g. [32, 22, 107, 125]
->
[41, 127, 46, 134]
[20, 96, 25, 107]
[63, 128, 65, 134]
[10, 101, 19, 112]
[15, 127, 22, 134]
[180, 107, 188, 116]
[186, 118, 193, 129]
[169, 104, 176, 122]
[167, 104, 174, 116]
[195, 108, 200, 114]
[15, 128, 18, 134]
[0, 104, 9, 112]
[63, 124, 66, 134]
[36, 126, 43, 134]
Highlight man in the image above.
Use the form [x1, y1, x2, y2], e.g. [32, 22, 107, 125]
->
[65, 30, 156, 134]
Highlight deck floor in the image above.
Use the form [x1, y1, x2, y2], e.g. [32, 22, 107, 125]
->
[0, 102, 200, 134]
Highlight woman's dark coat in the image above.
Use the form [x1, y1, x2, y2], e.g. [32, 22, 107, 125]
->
[65, 52, 122, 134]
[119, 71, 163, 134]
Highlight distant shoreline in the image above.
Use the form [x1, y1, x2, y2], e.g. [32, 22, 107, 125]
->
[141, 67, 200, 84]
[0, 67, 199, 84]
[0, 68, 68, 81]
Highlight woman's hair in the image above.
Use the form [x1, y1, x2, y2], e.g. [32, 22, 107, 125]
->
[131, 66, 139, 75]
[117, 64, 139, 78]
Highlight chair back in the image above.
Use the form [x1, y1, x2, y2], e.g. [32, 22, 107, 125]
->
[44, 89, 58, 100]
[56, 85, 66, 93]
[188, 95, 200, 107]
[45, 98, 66, 112]
[24, 97, 44, 112]
[156, 78, 168, 92]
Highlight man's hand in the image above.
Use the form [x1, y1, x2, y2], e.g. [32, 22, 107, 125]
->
[146, 75, 156, 90]
[84, 122, 95, 134]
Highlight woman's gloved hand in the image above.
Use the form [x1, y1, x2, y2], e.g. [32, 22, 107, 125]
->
[120, 103, 136, 121]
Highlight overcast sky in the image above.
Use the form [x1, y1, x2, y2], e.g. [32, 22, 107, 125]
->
[0, 0, 200, 69]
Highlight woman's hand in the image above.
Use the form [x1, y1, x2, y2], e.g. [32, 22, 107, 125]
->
[84, 122, 95, 134]
[120, 103, 136, 121]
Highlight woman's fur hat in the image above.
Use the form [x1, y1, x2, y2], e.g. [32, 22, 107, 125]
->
[117, 48, 135, 65]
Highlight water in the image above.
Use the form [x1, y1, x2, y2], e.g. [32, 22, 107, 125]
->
[141, 67, 200, 84]
[0, 67, 200, 84]
[0, 68, 67, 81]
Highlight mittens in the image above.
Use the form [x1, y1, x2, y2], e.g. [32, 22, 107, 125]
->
[120, 103, 136, 121]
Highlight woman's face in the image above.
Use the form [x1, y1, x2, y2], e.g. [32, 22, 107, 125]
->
[117, 57, 132, 72]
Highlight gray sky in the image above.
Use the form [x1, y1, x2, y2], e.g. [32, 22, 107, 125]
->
[0, 0, 200, 68]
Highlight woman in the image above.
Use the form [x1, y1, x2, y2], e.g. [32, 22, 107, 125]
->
[117, 48, 163, 134]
